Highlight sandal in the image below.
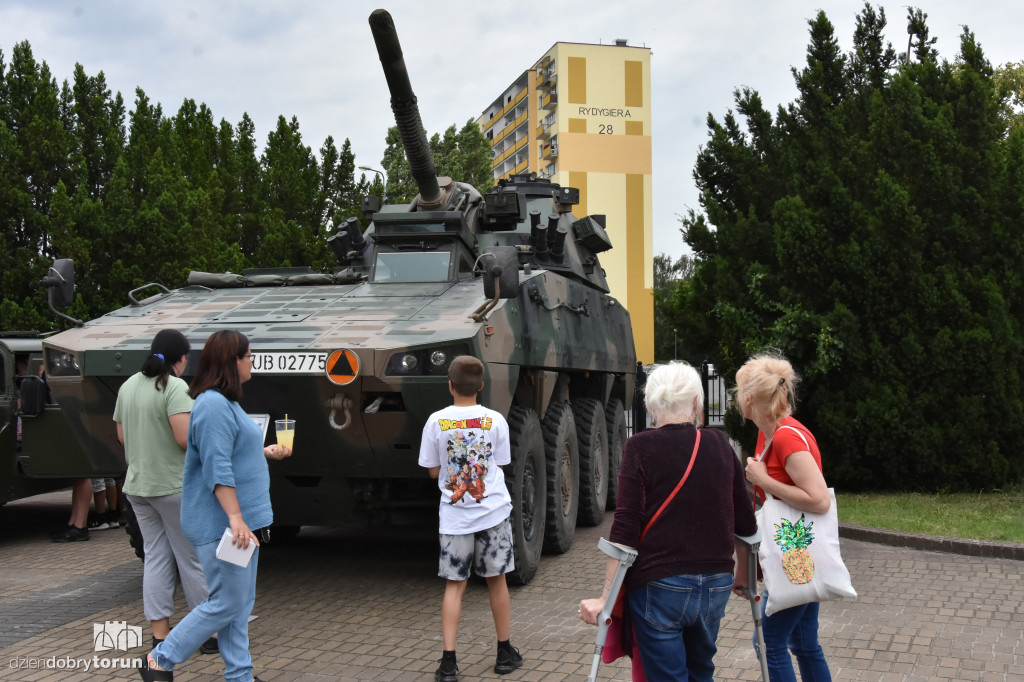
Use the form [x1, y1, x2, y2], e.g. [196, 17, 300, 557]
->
[138, 653, 173, 681]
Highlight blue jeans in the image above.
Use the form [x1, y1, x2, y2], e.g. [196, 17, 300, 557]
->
[152, 540, 259, 682]
[758, 598, 832, 682]
[628, 572, 733, 682]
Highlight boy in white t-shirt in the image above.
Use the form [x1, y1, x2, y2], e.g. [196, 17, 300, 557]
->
[418, 356, 524, 681]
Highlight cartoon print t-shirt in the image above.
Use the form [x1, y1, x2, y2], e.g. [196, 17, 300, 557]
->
[418, 403, 513, 534]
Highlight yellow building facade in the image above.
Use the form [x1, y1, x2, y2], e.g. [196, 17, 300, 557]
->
[476, 41, 654, 364]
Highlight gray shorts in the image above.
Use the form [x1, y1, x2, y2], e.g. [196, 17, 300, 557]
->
[438, 518, 515, 581]
[91, 478, 115, 493]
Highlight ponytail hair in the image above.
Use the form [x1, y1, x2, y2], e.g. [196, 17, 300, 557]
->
[141, 329, 191, 392]
[735, 351, 799, 424]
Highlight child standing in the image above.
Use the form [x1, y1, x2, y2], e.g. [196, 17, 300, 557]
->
[418, 356, 524, 681]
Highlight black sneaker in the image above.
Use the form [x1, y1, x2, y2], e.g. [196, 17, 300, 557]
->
[435, 656, 459, 682]
[199, 637, 219, 654]
[494, 645, 523, 674]
[52, 525, 89, 542]
[49, 524, 73, 539]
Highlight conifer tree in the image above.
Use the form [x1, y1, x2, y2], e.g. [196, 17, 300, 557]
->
[678, 4, 1023, 489]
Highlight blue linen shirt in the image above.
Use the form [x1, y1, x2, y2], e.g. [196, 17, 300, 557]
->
[181, 390, 272, 546]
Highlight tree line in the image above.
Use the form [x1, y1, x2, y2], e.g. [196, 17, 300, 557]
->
[0, 40, 492, 330]
[660, 4, 1024, 491]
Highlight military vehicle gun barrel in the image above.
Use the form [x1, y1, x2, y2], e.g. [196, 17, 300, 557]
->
[368, 9, 441, 206]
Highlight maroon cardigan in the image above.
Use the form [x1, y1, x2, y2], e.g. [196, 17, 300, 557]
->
[608, 424, 757, 594]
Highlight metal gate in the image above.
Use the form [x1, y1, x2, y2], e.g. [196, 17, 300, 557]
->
[628, 361, 729, 435]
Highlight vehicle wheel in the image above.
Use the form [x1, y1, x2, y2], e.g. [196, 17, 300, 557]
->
[506, 406, 546, 586]
[122, 497, 144, 561]
[605, 399, 626, 510]
[574, 398, 608, 527]
[542, 401, 579, 554]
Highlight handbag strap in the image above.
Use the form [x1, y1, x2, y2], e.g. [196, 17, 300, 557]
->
[639, 430, 701, 543]
[755, 424, 817, 503]
[755, 424, 810, 463]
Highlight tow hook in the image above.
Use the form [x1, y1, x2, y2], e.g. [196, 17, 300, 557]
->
[326, 394, 355, 431]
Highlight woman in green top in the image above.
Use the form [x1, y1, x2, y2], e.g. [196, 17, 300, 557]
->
[114, 330, 214, 652]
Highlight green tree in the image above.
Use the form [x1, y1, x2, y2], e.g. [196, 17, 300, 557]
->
[994, 60, 1024, 136]
[652, 252, 694, 363]
[70, 64, 125, 199]
[257, 115, 322, 268]
[381, 125, 415, 204]
[379, 118, 495, 205]
[233, 113, 265, 261]
[678, 4, 1023, 491]
[431, 119, 494, 196]
[0, 42, 76, 329]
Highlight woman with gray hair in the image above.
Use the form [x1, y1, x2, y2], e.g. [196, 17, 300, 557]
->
[579, 362, 757, 681]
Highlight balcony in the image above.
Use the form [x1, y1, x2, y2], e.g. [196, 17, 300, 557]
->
[540, 91, 558, 111]
[538, 115, 555, 141]
[542, 143, 558, 160]
[536, 68, 557, 92]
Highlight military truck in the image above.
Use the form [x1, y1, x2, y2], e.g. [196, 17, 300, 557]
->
[1, 333, 75, 507]
[40, 9, 636, 583]
[0, 261, 113, 508]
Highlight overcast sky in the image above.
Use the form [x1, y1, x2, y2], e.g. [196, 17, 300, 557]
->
[1, 1, 1020, 262]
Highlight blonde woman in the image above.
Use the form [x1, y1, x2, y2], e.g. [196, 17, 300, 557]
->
[734, 352, 832, 682]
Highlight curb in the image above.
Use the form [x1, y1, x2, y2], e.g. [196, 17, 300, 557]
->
[839, 522, 1024, 561]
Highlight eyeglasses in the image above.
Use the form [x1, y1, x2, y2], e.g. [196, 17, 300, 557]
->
[240, 353, 252, 361]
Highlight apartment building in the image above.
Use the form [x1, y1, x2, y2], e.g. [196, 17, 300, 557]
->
[476, 40, 654, 364]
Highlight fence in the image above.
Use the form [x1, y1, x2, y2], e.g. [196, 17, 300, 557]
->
[628, 361, 729, 436]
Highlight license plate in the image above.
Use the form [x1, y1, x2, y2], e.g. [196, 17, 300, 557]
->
[250, 352, 328, 374]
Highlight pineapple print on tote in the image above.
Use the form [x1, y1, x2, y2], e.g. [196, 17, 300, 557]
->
[774, 514, 815, 584]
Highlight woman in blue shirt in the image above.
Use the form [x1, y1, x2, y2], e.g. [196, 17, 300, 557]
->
[140, 330, 291, 682]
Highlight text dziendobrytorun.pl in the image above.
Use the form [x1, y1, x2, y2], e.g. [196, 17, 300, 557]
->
[9, 655, 142, 671]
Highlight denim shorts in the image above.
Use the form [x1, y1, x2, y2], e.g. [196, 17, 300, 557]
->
[438, 518, 514, 580]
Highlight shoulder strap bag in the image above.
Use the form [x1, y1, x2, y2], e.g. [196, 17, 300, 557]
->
[755, 425, 857, 615]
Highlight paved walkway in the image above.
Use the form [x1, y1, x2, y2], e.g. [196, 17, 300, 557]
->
[0, 491, 1021, 681]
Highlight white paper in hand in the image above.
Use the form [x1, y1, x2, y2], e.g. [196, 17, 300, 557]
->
[215, 527, 256, 567]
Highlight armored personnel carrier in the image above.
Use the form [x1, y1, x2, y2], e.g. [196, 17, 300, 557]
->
[40, 9, 636, 583]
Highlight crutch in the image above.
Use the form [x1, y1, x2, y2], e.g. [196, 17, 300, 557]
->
[736, 530, 770, 681]
[586, 537, 638, 682]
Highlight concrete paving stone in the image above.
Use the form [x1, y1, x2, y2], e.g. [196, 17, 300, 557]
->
[2, 491, 1023, 681]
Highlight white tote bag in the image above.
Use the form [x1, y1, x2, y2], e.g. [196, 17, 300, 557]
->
[756, 426, 856, 616]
